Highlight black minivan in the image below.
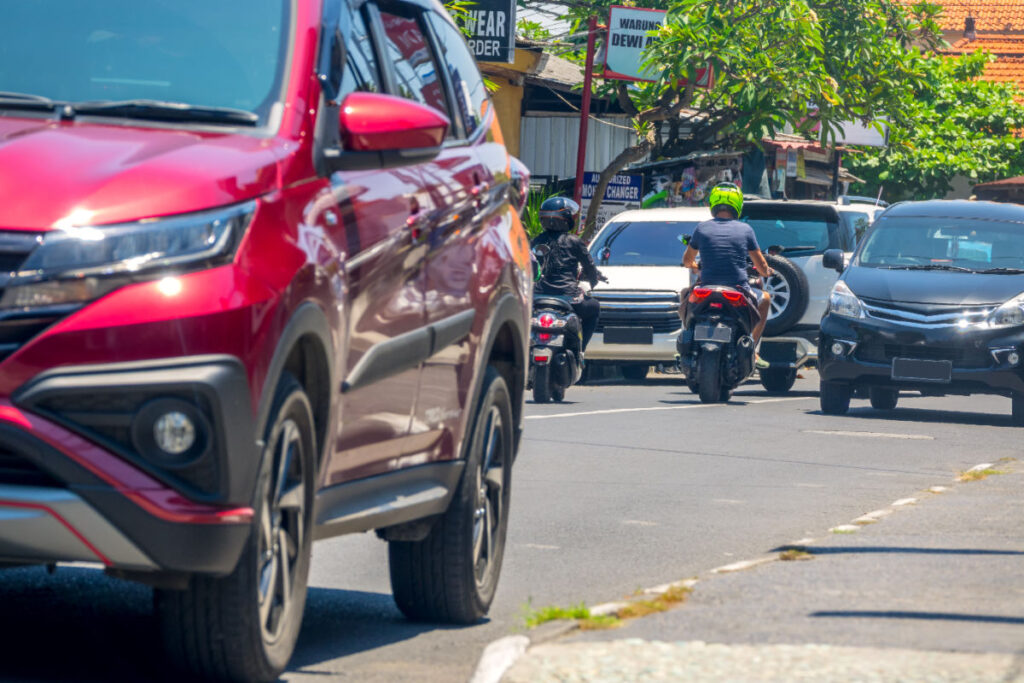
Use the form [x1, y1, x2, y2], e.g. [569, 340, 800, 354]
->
[818, 200, 1024, 424]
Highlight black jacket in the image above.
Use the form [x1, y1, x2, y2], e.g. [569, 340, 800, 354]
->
[532, 231, 602, 296]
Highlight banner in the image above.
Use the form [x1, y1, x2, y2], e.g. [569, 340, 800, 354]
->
[465, 0, 516, 63]
[604, 6, 667, 82]
[580, 172, 643, 229]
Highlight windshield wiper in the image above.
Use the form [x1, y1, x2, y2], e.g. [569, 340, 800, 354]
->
[0, 91, 57, 110]
[885, 264, 974, 272]
[68, 99, 259, 126]
[974, 267, 1024, 274]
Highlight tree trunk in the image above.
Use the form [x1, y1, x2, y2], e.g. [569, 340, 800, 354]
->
[580, 139, 654, 241]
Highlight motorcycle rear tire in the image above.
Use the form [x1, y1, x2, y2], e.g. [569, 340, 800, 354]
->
[533, 365, 552, 404]
[552, 385, 565, 402]
[697, 349, 723, 404]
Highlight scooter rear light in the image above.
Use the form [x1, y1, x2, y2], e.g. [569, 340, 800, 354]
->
[689, 287, 712, 303]
[721, 290, 746, 306]
[533, 354, 549, 363]
[538, 332, 552, 343]
[539, 313, 556, 327]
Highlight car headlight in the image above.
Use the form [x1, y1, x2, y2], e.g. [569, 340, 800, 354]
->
[1, 202, 255, 308]
[987, 291, 1024, 329]
[828, 280, 865, 319]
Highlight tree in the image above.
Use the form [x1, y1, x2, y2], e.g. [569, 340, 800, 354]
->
[845, 51, 1024, 201]
[537, 0, 941, 239]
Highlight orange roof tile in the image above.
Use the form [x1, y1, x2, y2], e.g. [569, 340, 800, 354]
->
[946, 36, 1024, 53]
[905, 0, 1024, 33]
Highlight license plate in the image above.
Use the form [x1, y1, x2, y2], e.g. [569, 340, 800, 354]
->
[694, 324, 732, 343]
[603, 326, 653, 344]
[891, 357, 952, 383]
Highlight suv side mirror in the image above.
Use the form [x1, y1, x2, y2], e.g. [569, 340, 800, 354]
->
[823, 248, 845, 273]
[325, 92, 449, 172]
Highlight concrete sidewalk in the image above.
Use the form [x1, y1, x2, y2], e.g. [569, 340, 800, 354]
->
[502, 462, 1024, 682]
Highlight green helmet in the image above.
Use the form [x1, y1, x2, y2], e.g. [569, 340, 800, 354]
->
[709, 182, 743, 218]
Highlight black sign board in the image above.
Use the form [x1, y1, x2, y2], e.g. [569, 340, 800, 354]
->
[464, 0, 515, 64]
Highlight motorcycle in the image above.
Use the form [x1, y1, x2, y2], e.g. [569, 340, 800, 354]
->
[676, 275, 761, 404]
[528, 294, 584, 403]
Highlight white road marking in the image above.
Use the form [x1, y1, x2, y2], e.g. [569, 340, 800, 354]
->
[790, 537, 816, 546]
[853, 509, 892, 524]
[622, 520, 658, 526]
[520, 543, 560, 550]
[711, 557, 775, 574]
[802, 429, 933, 440]
[929, 485, 950, 493]
[830, 524, 860, 533]
[526, 396, 813, 421]
[590, 601, 630, 617]
[712, 498, 746, 505]
[968, 462, 994, 472]
[892, 497, 917, 507]
[468, 635, 530, 683]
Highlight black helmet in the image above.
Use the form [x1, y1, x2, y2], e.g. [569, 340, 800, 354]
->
[539, 196, 580, 233]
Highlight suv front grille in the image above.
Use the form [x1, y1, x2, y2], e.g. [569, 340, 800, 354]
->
[0, 449, 64, 488]
[861, 299, 995, 329]
[855, 341, 991, 369]
[593, 290, 682, 334]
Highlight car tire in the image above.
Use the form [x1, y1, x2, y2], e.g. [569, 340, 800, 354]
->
[697, 348, 723, 404]
[156, 372, 316, 683]
[760, 367, 797, 394]
[820, 380, 851, 415]
[621, 365, 649, 382]
[1012, 394, 1024, 426]
[389, 366, 513, 623]
[532, 365, 551, 403]
[869, 387, 899, 410]
[763, 254, 810, 337]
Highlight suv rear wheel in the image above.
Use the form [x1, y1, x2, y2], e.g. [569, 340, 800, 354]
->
[156, 372, 316, 683]
[763, 254, 809, 336]
[389, 366, 513, 623]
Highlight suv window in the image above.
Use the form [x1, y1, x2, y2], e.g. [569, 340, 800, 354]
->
[376, 6, 451, 124]
[340, 7, 381, 96]
[742, 205, 841, 256]
[590, 220, 701, 266]
[427, 13, 487, 137]
[0, 0, 289, 124]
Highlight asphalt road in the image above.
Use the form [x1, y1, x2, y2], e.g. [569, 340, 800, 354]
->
[1, 370, 1019, 682]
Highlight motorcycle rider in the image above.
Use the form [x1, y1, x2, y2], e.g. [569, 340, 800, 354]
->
[532, 197, 606, 351]
[682, 182, 773, 345]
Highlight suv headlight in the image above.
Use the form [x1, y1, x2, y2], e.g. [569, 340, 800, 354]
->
[828, 280, 865, 319]
[1, 202, 255, 308]
[988, 292, 1024, 329]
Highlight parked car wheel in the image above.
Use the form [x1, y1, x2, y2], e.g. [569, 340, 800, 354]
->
[820, 381, 851, 415]
[621, 365, 649, 382]
[156, 372, 316, 683]
[763, 254, 809, 336]
[760, 367, 796, 394]
[697, 349, 723, 404]
[869, 387, 899, 410]
[532, 365, 552, 403]
[389, 367, 513, 623]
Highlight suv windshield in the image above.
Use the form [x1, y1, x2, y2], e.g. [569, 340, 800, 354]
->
[742, 206, 841, 254]
[858, 217, 1024, 271]
[590, 220, 700, 266]
[0, 0, 290, 125]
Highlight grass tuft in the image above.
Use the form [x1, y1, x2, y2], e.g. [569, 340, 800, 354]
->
[779, 549, 813, 561]
[522, 602, 590, 628]
[579, 615, 623, 630]
[957, 468, 1006, 482]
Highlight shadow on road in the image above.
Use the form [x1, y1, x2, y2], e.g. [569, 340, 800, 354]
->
[810, 610, 1024, 625]
[773, 545, 1024, 556]
[805, 406, 1015, 428]
[289, 587, 465, 672]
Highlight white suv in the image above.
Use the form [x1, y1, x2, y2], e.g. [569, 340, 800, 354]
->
[585, 207, 711, 379]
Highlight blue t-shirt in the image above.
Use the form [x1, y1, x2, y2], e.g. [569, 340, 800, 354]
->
[690, 218, 760, 287]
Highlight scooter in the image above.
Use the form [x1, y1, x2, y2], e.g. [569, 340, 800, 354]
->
[676, 280, 760, 404]
[528, 294, 584, 403]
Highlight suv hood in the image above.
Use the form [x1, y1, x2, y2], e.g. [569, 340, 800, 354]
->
[0, 118, 281, 230]
[846, 265, 1024, 307]
[591, 265, 690, 294]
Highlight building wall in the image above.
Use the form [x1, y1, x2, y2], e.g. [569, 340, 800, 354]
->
[519, 113, 637, 179]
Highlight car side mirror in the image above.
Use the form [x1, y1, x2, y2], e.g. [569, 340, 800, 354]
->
[823, 248, 845, 273]
[325, 92, 449, 172]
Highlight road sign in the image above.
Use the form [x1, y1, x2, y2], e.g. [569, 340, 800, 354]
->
[465, 0, 516, 63]
[580, 172, 643, 229]
[604, 6, 667, 82]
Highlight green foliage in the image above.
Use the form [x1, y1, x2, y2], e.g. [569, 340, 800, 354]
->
[522, 601, 592, 628]
[517, 18, 551, 42]
[845, 51, 1024, 201]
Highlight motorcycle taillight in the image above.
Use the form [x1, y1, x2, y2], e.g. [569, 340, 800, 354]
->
[538, 332, 552, 343]
[539, 313, 556, 327]
[721, 290, 746, 307]
[689, 287, 712, 303]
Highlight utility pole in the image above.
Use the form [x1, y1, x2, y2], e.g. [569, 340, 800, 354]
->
[572, 16, 599, 217]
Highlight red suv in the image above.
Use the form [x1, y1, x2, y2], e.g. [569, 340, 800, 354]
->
[0, 1, 530, 680]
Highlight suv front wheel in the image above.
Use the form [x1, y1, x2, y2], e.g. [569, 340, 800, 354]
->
[156, 372, 316, 683]
[389, 366, 513, 623]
